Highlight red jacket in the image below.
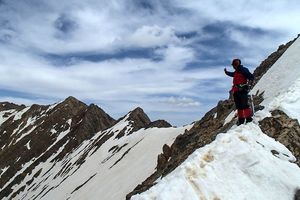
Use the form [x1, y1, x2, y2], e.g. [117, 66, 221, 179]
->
[225, 65, 254, 92]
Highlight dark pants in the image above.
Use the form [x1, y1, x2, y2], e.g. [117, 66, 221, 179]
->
[233, 91, 249, 110]
[233, 91, 252, 125]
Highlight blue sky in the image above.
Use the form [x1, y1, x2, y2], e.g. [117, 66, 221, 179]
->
[0, 0, 299, 126]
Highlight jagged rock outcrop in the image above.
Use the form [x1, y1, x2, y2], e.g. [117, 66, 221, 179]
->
[146, 120, 172, 129]
[0, 102, 26, 112]
[0, 96, 116, 199]
[259, 110, 300, 166]
[126, 35, 300, 199]
[127, 107, 151, 133]
[126, 107, 172, 129]
[157, 144, 172, 171]
[115, 107, 172, 139]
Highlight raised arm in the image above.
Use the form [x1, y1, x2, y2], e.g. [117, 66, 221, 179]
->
[224, 68, 234, 77]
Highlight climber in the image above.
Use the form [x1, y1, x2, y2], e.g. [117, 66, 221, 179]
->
[224, 58, 254, 125]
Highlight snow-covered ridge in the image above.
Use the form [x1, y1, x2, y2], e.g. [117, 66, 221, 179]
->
[132, 123, 300, 200]
[131, 37, 300, 199]
[252, 36, 300, 122]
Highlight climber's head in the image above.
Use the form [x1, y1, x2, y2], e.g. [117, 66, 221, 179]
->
[231, 58, 241, 69]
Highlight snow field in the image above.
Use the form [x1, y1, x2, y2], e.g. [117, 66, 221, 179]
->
[132, 123, 300, 200]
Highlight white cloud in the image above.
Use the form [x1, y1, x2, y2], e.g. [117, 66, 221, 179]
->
[0, 96, 53, 106]
[155, 45, 195, 66]
[161, 96, 201, 107]
[174, 0, 300, 38]
[126, 25, 180, 48]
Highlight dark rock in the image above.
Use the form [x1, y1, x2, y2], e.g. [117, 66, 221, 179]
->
[259, 110, 300, 166]
[0, 102, 26, 112]
[128, 107, 151, 127]
[271, 150, 279, 156]
[295, 189, 300, 200]
[157, 154, 167, 171]
[116, 107, 152, 137]
[162, 144, 172, 158]
[115, 129, 126, 139]
[146, 120, 172, 128]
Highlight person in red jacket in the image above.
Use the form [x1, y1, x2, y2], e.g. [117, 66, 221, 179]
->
[224, 58, 254, 125]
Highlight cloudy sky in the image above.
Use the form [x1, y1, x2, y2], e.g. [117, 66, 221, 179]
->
[0, 0, 299, 126]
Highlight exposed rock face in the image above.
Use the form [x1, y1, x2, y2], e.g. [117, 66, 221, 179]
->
[126, 36, 300, 199]
[146, 120, 172, 129]
[0, 96, 116, 199]
[126, 108, 173, 129]
[0, 102, 26, 112]
[157, 144, 172, 171]
[115, 107, 173, 139]
[127, 107, 151, 133]
[259, 110, 300, 166]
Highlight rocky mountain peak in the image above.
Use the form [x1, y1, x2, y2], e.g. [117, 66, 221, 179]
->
[64, 96, 83, 104]
[78, 103, 116, 135]
[52, 96, 87, 117]
[62, 96, 86, 106]
[128, 107, 151, 126]
[0, 102, 26, 112]
[146, 120, 172, 129]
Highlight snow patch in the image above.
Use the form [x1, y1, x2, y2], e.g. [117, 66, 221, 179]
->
[0, 109, 16, 125]
[224, 111, 236, 125]
[268, 77, 300, 122]
[46, 103, 59, 113]
[50, 128, 57, 135]
[213, 113, 217, 119]
[0, 166, 9, 178]
[13, 107, 30, 121]
[26, 141, 31, 150]
[15, 125, 36, 143]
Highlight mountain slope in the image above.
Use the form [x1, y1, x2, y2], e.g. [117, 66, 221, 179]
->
[0, 97, 116, 199]
[129, 35, 300, 199]
[0, 98, 191, 200]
